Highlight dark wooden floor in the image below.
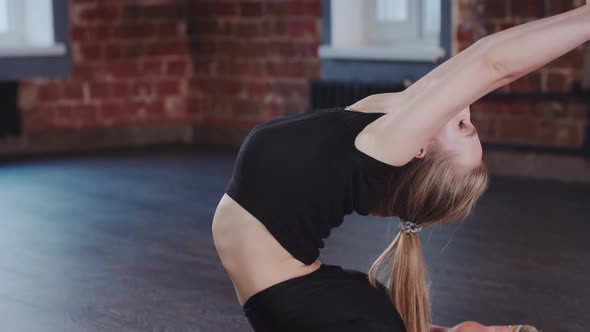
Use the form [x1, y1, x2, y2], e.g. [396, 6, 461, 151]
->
[0, 146, 588, 332]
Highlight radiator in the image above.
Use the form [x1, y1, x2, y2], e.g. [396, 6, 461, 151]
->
[0, 82, 21, 138]
[309, 80, 406, 110]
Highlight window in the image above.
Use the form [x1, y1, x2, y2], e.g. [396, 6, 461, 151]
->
[320, 0, 445, 62]
[0, 0, 66, 57]
[0, 0, 8, 32]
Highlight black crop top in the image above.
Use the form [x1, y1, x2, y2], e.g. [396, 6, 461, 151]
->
[225, 108, 398, 265]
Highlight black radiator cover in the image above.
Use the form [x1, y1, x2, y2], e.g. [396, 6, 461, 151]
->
[309, 80, 406, 110]
[0, 81, 21, 138]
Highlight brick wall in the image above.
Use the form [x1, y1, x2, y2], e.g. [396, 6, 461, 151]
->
[188, 0, 322, 131]
[455, 0, 589, 149]
[13, 0, 587, 155]
[19, 0, 194, 135]
[14, 0, 321, 150]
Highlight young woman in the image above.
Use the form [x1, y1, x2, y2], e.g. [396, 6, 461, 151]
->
[212, 3, 590, 332]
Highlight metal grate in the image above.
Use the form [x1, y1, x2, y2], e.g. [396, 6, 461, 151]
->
[309, 80, 406, 110]
[0, 81, 21, 138]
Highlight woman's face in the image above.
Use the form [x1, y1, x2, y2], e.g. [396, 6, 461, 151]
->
[432, 106, 483, 170]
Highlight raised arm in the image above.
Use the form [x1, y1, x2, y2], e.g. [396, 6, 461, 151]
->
[353, 4, 590, 167]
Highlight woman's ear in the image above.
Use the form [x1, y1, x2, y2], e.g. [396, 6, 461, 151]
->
[415, 148, 426, 159]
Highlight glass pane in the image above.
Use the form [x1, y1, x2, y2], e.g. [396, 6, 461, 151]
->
[376, 0, 408, 22]
[0, 0, 8, 32]
[424, 0, 441, 36]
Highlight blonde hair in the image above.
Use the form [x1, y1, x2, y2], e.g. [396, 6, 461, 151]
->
[368, 144, 489, 332]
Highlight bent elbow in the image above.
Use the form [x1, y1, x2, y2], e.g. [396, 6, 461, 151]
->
[477, 36, 520, 83]
[483, 55, 517, 83]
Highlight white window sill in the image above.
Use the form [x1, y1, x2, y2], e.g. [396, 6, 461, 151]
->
[0, 44, 67, 58]
[319, 45, 446, 63]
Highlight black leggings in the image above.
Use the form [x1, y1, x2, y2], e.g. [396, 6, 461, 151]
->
[242, 263, 407, 332]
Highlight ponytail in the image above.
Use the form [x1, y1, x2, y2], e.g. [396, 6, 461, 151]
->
[368, 232, 430, 332]
[368, 142, 489, 332]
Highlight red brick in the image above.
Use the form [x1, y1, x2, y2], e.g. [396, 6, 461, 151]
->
[246, 81, 272, 98]
[212, 40, 239, 55]
[192, 57, 216, 77]
[264, 2, 290, 16]
[220, 80, 241, 96]
[141, 60, 164, 75]
[123, 42, 146, 58]
[189, 3, 209, 17]
[55, 105, 73, 120]
[72, 64, 99, 80]
[89, 82, 111, 99]
[239, 41, 267, 58]
[165, 60, 190, 76]
[113, 24, 155, 39]
[548, 49, 585, 69]
[121, 5, 142, 20]
[38, 84, 63, 101]
[209, 2, 238, 16]
[456, 21, 476, 44]
[286, 19, 316, 39]
[108, 62, 139, 77]
[472, 99, 513, 116]
[511, 0, 545, 18]
[266, 61, 280, 76]
[479, 0, 507, 19]
[274, 81, 307, 98]
[71, 0, 99, 4]
[498, 22, 516, 32]
[508, 72, 542, 92]
[287, 1, 307, 16]
[277, 41, 319, 57]
[281, 61, 306, 78]
[132, 81, 153, 98]
[81, 44, 102, 61]
[547, 72, 570, 92]
[304, 1, 322, 17]
[233, 22, 260, 38]
[190, 78, 217, 93]
[63, 82, 84, 100]
[85, 26, 111, 41]
[240, 3, 263, 17]
[546, 0, 576, 15]
[142, 4, 184, 20]
[79, 6, 119, 22]
[156, 81, 181, 96]
[153, 40, 188, 56]
[111, 82, 130, 98]
[71, 26, 85, 41]
[158, 22, 182, 37]
[104, 43, 123, 59]
[191, 19, 218, 35]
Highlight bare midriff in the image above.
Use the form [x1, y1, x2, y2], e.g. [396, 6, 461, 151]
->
[211, 193, 322, 307]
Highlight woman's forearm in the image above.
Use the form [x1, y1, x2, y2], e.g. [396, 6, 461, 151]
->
[485, 4, 590, 78]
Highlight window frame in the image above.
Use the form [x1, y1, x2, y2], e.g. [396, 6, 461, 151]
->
[0, 0, 71, 79]
[0, 0, 66, 57]
[319, 0, 446, 63]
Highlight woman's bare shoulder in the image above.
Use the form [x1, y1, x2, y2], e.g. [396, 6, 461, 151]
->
[349, 92, 415, 167]
[347, 92, 408, 115]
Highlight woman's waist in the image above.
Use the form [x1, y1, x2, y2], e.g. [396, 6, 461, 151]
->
[212, 194, 322, 306]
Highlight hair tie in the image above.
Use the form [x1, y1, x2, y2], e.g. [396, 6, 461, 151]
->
[400, 220, 422, 234]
